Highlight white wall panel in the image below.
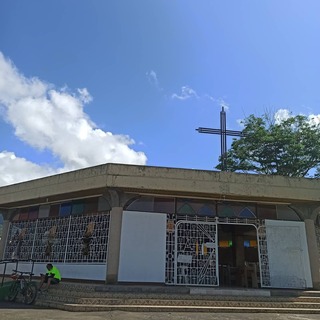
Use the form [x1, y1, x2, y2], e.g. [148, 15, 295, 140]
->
[118, 211, 166, 282]
[266, 220, 312, 288]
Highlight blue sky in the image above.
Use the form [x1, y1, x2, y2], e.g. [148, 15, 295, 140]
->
[0, 0, 320, 186]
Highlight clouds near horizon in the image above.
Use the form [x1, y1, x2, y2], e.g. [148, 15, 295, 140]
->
[0, 52, 147, 186]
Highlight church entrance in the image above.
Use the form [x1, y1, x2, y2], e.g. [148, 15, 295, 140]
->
[218, 223, 259, 288]
[172, 219, 260, 288]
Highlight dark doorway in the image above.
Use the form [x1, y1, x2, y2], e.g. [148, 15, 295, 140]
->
[218, 224, 259, 288]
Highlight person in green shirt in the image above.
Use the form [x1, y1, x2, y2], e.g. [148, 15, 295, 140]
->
[38, 263, 61, 291]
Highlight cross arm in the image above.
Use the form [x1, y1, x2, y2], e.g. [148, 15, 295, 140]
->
[196, 127, 244, 137]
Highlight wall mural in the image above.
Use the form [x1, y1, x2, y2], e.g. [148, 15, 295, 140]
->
[4, 213, 110, 263]
[9, 227, 27, 260]
[82, 221, 95, 255]
[43, 225, 57, 257]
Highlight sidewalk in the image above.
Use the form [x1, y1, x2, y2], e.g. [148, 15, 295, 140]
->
[1, 303, 320, 320]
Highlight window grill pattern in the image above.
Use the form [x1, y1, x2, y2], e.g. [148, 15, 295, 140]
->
[258, 224, 271, 287]
[166, 215, 218, 285]
[5, 213, 110, 263]
[166, 215, 264, 287]
[175, 220, 218, 286]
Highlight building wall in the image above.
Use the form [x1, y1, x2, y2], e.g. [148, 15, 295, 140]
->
[1, 213, 110, 281]
[118, 211, 167, 283]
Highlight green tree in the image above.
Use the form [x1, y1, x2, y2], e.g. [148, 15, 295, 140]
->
[216, 113, 320, 177]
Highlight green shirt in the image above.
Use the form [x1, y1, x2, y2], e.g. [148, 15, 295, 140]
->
[47, 266, 61, 281]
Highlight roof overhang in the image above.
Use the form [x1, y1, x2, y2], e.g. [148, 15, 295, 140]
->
[1, 163, 320, 209]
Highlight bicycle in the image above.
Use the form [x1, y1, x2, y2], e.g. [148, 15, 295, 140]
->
[7, 269, 38, 305]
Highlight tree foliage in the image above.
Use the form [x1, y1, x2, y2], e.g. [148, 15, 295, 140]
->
[216, 113, 320, 178]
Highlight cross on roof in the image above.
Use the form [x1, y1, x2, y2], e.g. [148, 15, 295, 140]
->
[196, 107, 244, 171]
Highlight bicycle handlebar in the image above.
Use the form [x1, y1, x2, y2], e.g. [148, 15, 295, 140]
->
[12, 270, 34, 276]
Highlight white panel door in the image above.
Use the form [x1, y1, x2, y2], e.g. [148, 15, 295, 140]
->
[118, 211, 167, 282]
[265, 220, 312, 288]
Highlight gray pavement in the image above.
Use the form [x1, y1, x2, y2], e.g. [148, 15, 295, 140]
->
[0, 302, 320, 320]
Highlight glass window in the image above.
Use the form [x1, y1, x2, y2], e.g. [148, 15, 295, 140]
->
[19, 207, 29, 221]
[39, 205, 50, 219]
[125, 196, 175, 213]
[49, 204, 59, 217]
[217, 202, 256, 218]
[98, 196, 111, 212]
[257, 204, 277, 220]
[238, 207, 256, 218]
[125, 196, 154, 212]
[71, 201, 84, 215]
[154, 197, 175, 214]
[176, 198, 216, 216]
[28, 206, 39, 220]
[60, 202, 72, 217]
[84, 197, 99, 214]
[217, 203, 235, 218]
[276, 205, 301, 221]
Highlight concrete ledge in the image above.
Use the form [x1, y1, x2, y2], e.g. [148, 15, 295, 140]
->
[190, 287, 271, 297]
[95, 284, 190, 294]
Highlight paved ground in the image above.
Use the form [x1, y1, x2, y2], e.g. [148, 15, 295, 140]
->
[0, 302, 319, 320]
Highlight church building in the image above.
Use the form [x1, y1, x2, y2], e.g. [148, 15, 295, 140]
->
[0, 163, 319, 289]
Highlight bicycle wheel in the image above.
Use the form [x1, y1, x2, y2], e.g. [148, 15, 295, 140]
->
[23, 282, 37, 305]
[7, 282, 19, 302]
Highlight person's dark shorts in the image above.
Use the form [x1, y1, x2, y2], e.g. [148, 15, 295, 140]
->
[43, 274, 60, 284]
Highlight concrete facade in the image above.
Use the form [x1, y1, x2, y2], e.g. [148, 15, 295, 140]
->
[0, 163, 320, 289]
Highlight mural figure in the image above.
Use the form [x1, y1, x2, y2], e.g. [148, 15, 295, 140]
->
[82, 221, 95, 255]
[10, 227, 26, 260]
[43, 225, 57, 256]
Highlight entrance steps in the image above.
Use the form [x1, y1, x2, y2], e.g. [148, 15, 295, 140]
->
[35, 282, 320, 314]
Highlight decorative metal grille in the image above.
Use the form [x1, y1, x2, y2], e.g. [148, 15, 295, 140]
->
[257, 223, 271, 287]
[165, 215, 219, 286]
[165, 215, 218, 285]
[175, 220, 218, 286]
[4, 213, 110, 263]
[166, 215, 264, 287]
[165, 214, 176, 284]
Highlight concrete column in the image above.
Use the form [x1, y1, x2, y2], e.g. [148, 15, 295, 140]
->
[0, 219, 10, 260]
[106, 206, 123, 284]
[305, 219, 320, 289]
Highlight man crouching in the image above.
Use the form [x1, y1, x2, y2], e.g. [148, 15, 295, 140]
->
[38, 263, 61, 291]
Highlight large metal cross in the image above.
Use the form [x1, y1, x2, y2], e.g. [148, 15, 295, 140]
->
[196, 107, 243, 171]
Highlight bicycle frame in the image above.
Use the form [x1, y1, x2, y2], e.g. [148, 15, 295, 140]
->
[8, 270, 37, 305]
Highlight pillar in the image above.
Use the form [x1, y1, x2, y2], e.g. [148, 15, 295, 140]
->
[305, 219, 320, 289]
[106, 206, 123, 284]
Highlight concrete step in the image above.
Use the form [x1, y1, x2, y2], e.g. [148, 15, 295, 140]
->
[36, 286, 320, 303]
[74, 297, 320, 308]
[33, 282, 320, 313]
[35, 301, 320, 314]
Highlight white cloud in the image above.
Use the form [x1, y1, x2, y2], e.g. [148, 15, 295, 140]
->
[307, 114, 320, 126]
[0, 151, 56, 186]
[171, 86, 199, 100]
[218, 98, 229, 111]
[0, 52, 147, 186]
[274, 108, 292, 124]
[146, 70, 162, 91]
[77, 88, 92, 104]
